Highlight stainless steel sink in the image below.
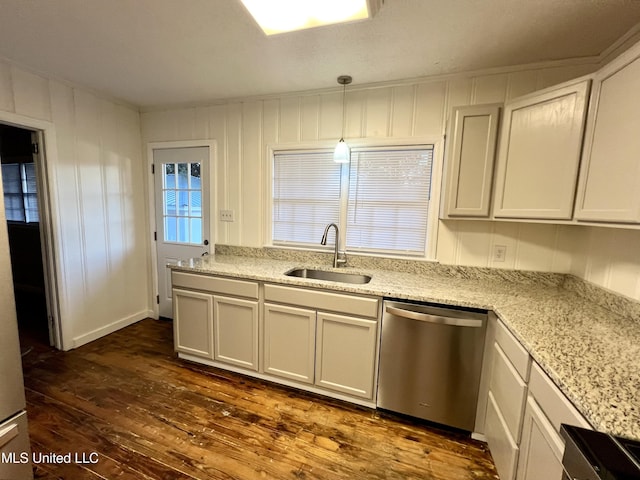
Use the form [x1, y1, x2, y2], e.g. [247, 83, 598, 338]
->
[285, 268, 372, 284]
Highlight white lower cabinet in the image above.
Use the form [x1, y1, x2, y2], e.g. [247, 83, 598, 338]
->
[173, 288, 214, 359]
[172, 273, 381, 405]
[484, 319, 592, 480]
[263, 304, 379, 399]
[263, 284, 380, 402]
[516, 395, 565, 480]
[485, 321, 530, 480]
[213, 295, 259, 371]
[172, 272, 259, 371]
[315, 312, 378, 399]
[263, 303, 316, 384]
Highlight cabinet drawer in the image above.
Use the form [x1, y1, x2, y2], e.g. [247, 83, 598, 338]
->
[485, 391, 519, 480]
[528, 362, 591, 432]
[495, 320, 531, 380]
[172, 271, 259, 299]
[264, 284, 379, 318]
[490, 343, 528, 442]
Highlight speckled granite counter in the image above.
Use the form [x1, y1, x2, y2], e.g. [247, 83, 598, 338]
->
[171, 251, 640, 440]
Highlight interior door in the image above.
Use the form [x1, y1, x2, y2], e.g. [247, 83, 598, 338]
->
[154, 146, 210, 318]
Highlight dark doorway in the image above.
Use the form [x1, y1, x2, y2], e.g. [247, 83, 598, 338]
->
[0, 124, 49, 345]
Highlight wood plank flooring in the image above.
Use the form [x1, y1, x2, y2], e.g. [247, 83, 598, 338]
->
[20, 318, 498, 480]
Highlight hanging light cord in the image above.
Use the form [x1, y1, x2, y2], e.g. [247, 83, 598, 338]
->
[337, 75, 352, 141]
[340, 81, 347, 141]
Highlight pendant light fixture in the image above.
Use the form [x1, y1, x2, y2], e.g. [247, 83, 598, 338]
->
[334, 75, 352, 164]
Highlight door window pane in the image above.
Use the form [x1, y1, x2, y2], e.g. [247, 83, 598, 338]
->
[162, 161, 203, 244]
[164, 164, 175, 188]
[164, 217, 177, 242]
[177, 163, 189, 188]
[190, 218, 202, 245]
[177, 217, 189, 242]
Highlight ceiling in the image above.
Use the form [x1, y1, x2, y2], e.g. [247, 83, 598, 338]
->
[1, 0, 640, 108]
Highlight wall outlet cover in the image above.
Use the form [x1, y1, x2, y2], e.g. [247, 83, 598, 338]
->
[493, 244, 507, 262]
[220, 209, 235, 222]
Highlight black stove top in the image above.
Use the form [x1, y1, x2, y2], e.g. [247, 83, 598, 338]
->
[561, 424, 640, 480]
[618, 438, 640, 467]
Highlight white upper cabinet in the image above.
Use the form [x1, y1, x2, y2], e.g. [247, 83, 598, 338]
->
[493, 79, 590, 220]
[443, 104, 501, 218]
[575, 43, 640, 223]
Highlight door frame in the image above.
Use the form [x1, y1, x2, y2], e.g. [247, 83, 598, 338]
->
[0, 111, 64, 349]
[146, 140, 217, 319]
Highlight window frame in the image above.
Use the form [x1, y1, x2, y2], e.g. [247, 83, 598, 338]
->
[265, 138, 443, 260]
[1, 161, 39, 224]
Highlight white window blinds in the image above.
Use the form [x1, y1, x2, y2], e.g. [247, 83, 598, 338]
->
[347, 147, 433, 254]
[273, 151, 341, 246]
[22, 163, 39, 223]
[1, 163, 39, 223]
[1, 163, 24, 222]
[271, 145, 434, 256]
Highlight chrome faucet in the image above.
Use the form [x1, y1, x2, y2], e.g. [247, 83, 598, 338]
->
[321, 223, 347, 268]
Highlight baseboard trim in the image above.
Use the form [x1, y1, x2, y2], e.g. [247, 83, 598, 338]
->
[71, 309, 153, 348]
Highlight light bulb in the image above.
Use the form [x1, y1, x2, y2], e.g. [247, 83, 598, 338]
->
[334, 138, 350, 163]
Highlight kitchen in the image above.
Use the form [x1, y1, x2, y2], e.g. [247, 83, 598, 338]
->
[1, 1, 640, 479]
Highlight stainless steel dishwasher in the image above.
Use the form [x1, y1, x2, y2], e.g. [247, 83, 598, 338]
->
[377, 300, 487, 431]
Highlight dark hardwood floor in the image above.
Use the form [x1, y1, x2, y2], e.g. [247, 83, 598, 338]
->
[20, 319, 498, 480]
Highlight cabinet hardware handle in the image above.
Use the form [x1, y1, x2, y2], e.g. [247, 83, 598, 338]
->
[386, 305, 483, 328]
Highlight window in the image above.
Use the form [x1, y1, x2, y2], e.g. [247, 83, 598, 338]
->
[1, 162, 39, 223]
[161, 162, 202, 244]
[272, 145, 434, 257]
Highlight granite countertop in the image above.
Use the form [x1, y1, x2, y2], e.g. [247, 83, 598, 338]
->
[171, 252, 640, 440]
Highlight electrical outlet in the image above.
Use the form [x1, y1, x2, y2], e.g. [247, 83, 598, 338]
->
[220, 209, 235, 222]
[493, 244, 507, 262]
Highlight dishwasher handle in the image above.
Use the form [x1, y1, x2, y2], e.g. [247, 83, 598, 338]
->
[385, 305, 484, 328]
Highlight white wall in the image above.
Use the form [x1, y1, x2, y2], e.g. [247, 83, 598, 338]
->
[140, 62, 640, 302]
[0, 61, 152, 350]
[141, 65, 594, 255]
[570, 227, 640, 301]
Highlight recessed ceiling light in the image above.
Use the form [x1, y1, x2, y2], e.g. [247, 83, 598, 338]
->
[240, 0, 381, 36]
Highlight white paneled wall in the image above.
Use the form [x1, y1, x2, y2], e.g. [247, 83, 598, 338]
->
[571, 227, 640, 301]
[141, 63, 597, 266]
[437, 220, 576, 272]
[0, 61, 151, 350]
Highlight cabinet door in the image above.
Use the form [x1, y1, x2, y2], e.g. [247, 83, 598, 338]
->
[315, 312, 377, 399]
[493, 79, 590, 219]
[443, 104, 501, 217]
[173, 288, 214, 359]
[516, 395, 565, 480]
[485, 391, 519, 480]
[213, 295, 259, 371]
[263, 303, 316, 384]
[575, 45, 640, 223]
